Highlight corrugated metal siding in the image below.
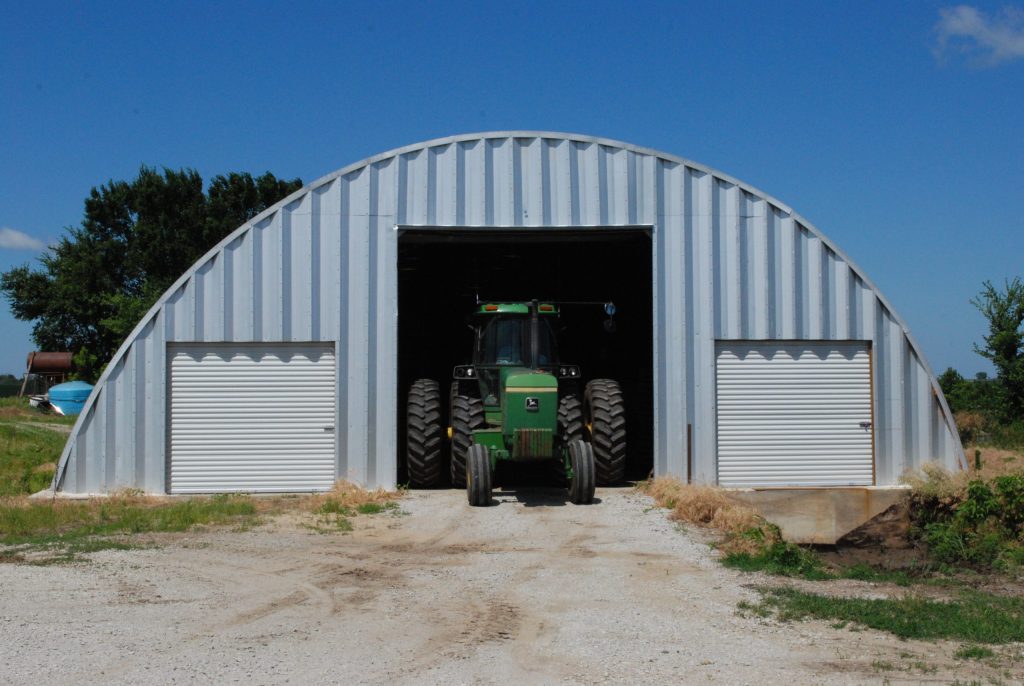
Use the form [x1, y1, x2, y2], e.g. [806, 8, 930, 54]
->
[53, 132, 964, 493]
[716, 343, 874, 487]
[169, 344, 336, 493]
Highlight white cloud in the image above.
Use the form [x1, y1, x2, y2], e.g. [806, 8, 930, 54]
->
[0, 227, 46, 251]
[935, 5, 1024, 66]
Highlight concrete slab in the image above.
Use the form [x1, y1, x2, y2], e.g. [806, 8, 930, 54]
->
[725, 487, 909, 545]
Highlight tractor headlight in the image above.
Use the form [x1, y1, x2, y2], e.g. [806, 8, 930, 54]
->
[558, 365, 580, 378]
[454, 365, 475, 379]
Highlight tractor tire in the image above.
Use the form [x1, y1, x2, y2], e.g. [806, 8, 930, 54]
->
[567, 439, 596, 504]
[550, 394, 583, 485]
[584, 379, 627, 486]
[466, 443, 492, 507]
[450, 392, 485, 487]
[406, 379, 443, 488]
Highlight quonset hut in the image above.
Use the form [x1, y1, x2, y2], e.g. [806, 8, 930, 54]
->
[53, 132, 964, 496]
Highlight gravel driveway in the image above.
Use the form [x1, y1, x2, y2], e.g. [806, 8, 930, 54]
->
[0, 488, 1009, 684]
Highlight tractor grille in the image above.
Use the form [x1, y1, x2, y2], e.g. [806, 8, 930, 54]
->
[512, 428, 553, 460]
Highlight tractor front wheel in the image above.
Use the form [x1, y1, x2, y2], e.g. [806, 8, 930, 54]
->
[406, 379, 443, 487]
[550, 394, 583, 485]
[450, 392, 485, 487]
[567, 440, 596, 505]
[466, 443, 492, 507]
[584, 379, 626, 485]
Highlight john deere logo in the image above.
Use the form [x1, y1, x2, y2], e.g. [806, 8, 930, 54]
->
[525, 397, 539, 412]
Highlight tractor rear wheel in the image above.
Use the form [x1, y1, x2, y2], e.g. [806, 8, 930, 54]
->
[466, 443, 492, 507]
[584, 379, 626, 485]
[450, 392, 485, 487]
[550, 394, 583, 484]
[567, 439, 595, 504]
[406, 379, 443, 487]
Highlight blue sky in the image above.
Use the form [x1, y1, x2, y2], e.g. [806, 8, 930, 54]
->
[1, 1, 1022, 377]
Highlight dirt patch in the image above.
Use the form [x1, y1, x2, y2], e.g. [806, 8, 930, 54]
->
[0, 489, 1018, 685]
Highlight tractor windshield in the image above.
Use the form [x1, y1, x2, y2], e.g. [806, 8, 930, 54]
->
[477, 316, 557, 367]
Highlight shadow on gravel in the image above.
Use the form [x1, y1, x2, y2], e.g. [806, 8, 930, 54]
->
[493, 487, 604, 507]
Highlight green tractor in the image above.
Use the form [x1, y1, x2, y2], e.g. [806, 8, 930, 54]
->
[405, 300, 626, 506]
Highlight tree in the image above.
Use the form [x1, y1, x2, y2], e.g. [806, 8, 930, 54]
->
[972, 278, 1024, 421]
[1, 167, 302, 381]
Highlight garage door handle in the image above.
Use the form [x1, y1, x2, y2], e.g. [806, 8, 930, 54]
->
[859, 421, 872, 429]
[323, 426, 335, 433]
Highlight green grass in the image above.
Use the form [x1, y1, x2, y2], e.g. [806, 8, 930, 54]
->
[355, 501, 399, 515]
[0, 423, 66, 496]
[0, 397, 79, 497]
[316, 500, 353, 516]
[954, 644, 996, 660]
[0, 495, 259, 552]
[723, 539, 919, 586]
[0, 397, 78, 425]
[745, 586, 1024, 643]
[721, 541, 833, 580]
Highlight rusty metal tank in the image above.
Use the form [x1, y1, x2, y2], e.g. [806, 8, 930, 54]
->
[26, 352, 73, 374]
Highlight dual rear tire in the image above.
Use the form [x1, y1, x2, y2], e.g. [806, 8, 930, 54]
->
[406, 379, 443, 488]
[584, 379, 626, 486]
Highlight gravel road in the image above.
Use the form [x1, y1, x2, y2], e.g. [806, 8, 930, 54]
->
[0, 488, 1011, 684]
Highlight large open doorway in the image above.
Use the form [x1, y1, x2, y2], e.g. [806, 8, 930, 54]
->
[397, 228, 654, 487]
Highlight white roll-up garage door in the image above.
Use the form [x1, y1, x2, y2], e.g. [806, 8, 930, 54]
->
[715, 342, 874, 487]
[169, 343, 337, 493]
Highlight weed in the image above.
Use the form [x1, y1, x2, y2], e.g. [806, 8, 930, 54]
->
[355, 501, 398, 515]
[307, 480, 402, 515]
[305, 514, 353, 534]
[722, 539, 832, 580]
[735, 599, 771, 618]
[750, 587, 1024, 643]
[955, 644, 996, 660]
[838, 563, 913, 586]
[903, 456, 1024, 572]
[910, 660, 937, 674]
[317, 500, 353, 516]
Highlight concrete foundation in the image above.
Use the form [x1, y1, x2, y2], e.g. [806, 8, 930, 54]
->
[726, 487, 909, 545]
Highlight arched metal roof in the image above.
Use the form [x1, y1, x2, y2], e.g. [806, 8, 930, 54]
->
[53, 132, 965, 492]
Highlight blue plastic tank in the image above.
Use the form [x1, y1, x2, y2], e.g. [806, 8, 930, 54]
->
[48, 381, 93, 416]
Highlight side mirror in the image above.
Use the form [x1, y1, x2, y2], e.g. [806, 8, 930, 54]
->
[603, 301, 617, 333]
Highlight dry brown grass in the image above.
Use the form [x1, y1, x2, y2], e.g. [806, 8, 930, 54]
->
[3, 481, 403, 516]
[954, 411, 987, 443]
[303, 480, 403, 513]
[902, 447, 1024, 501]
[639, 477, 773, 553]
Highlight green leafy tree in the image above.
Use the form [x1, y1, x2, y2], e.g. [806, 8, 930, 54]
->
[972, 278, 1024, 421]
[1, 167, 302, 381]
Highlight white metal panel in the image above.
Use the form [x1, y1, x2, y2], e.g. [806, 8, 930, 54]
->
[169, 343, 336, 493]
[716, 342, 873, 487]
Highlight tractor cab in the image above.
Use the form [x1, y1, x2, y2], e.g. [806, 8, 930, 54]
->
[470, 302, 560, 407]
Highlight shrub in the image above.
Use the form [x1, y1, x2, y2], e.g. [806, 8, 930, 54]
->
[910, 468, 1024, 571]
[954, 411, 987, 444]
